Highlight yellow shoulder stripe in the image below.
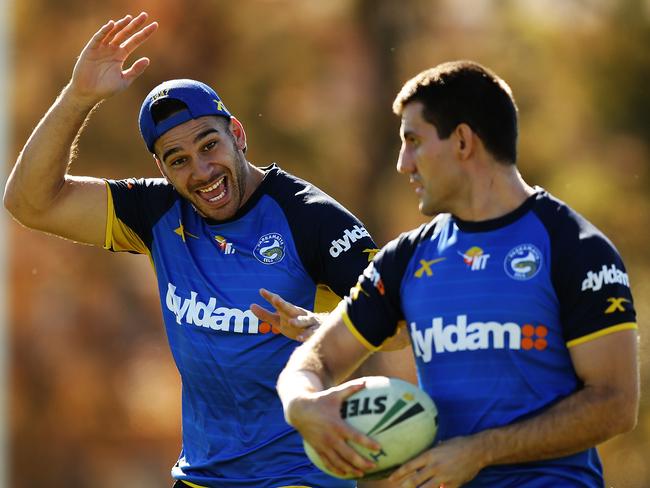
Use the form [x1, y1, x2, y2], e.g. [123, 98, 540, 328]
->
[176, 481, 206, 488]
[341, 310, 381, 352]
[567, 322, 638, 348]
[103, 181, 149, 255]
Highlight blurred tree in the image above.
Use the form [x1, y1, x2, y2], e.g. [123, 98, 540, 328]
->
[587, 0, 650, 146]
[7, 0, 650, 487]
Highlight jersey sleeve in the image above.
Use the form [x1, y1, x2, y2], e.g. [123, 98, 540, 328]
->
[542, 204, 637, 346]
[310, 203, 378, 298]
[104, 177, 175, 255]
[342, 229, 420, 350]
[271, 170, 379, 298]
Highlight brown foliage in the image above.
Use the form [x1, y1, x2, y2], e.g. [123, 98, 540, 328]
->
[7, 1, 650, 486]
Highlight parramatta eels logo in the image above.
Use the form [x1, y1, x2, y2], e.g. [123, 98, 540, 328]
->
[504, 243, 542, 280]
[254, 233, 285, 265]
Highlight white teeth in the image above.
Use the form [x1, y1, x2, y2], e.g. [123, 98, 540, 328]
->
[208, 189, 226, 202]
[198, 175, 225, 193]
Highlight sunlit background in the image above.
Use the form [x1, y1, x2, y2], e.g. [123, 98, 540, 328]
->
[4, 0, 650, 486]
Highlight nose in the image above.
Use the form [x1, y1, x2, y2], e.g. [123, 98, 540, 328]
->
[192, 153, 213, 181]
[397, 145, 415, 175]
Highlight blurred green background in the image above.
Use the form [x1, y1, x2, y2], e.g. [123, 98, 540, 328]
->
[6, 0, 650, 486]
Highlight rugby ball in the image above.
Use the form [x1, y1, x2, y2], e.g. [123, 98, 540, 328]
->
[304, 376, 438, 480]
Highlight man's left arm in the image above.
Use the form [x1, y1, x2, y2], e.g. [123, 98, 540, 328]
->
[389, 328, 639, 488]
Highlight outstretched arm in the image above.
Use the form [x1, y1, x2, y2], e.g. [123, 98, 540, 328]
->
[4, 13, 157, 246]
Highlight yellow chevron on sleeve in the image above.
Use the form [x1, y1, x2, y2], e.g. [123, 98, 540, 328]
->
[341, 310, 381, 352]
[567, 322, 638, 348]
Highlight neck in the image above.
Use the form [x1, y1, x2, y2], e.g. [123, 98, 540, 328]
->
[451, 162, 534, 222]
[240, 161, 265, 205]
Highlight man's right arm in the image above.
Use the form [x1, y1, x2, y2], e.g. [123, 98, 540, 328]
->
[3, 13, 157, 246]
[5, 87, 109, 246]
[277, 305, 383, 479]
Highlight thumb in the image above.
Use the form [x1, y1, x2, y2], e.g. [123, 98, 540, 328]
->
[122, 57, 150, 83]
[332, 378, 368, 400]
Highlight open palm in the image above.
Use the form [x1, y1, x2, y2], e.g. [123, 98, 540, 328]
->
[70, 12, 158, 104]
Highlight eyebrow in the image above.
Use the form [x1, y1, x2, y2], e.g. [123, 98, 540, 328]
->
[161, 128, 221, 163]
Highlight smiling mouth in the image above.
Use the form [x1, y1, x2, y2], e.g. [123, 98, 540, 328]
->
[409, 176, 423, 193]
[196, 175, 227, 203]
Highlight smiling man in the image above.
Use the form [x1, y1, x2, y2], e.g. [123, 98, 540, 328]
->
[3, 12, 416, 488]
[139, 84, 264, 223]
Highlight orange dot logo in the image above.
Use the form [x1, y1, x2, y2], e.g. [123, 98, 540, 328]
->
[258, 322, 281, 334]
[521, 324, 548, 350]
[259, 322, 271, 334]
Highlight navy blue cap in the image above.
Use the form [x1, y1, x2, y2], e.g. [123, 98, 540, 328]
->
[139, 79, 232, 153]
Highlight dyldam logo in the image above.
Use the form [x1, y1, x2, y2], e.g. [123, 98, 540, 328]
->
[329, 225, 370, 258]
[165, 283, 277, 334]
[581, 264, 629, 292]
[410, 315, 547, 362]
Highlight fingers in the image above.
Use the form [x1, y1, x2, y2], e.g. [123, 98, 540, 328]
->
[90, 13, 158, 56]
[86, 19, 118, 49]
[109, 12, 148, 47]
[389, 453, 430, 485]
[249, 303, 279, 325]
[259, 288, 304, 317]
[103, 14, 135, 43]
[260, 288, 294, 313]
[335, 377, 368, 396]
[119, 20, 159, 55]
[88, 15, 133, 48]
[311, 408, 379, 477]
[255, 289, 320, 341]
[332, 381, 382, 452]
[316, 437, 371, 478]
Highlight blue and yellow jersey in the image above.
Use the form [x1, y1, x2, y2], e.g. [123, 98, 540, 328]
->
[344, 189, 636, 487]
[104, 164, 376, 488]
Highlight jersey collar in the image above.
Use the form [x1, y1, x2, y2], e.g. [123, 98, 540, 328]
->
[451, 187, 545, 233]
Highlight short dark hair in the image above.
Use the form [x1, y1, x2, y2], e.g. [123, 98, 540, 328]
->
[393, 61, 518, 164]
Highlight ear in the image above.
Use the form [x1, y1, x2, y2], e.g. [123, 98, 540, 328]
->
[454, 123, 475, 161]
[229, 117, 247, 152]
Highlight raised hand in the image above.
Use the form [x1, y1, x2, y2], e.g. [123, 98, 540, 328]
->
[69, 12, 158, 105]
[251, 288, 323, 341]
